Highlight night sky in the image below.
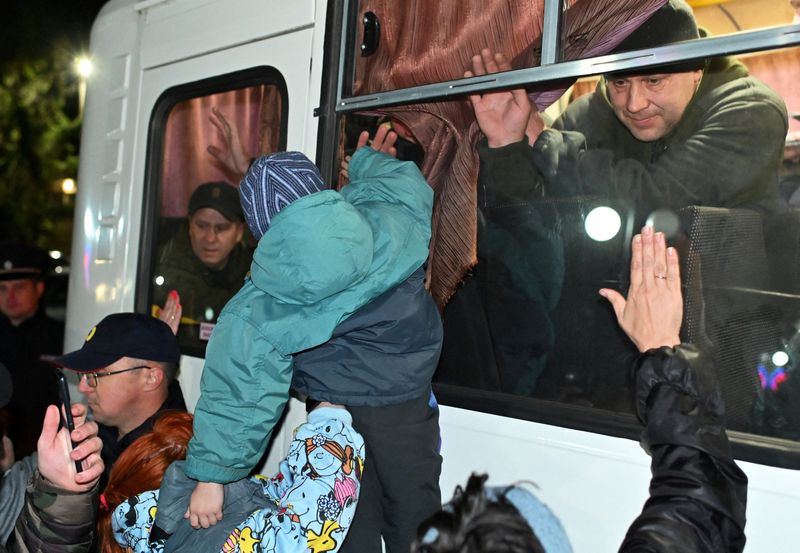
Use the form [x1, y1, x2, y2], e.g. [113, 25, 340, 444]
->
[4, 0, 108, 65]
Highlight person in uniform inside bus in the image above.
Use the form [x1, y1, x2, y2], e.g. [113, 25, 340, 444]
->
[0, 243, 62, 461]
[55, 313, 186, 490]
[151, 181, 251, 348]
[462, 0, 788, 406]
[412, 228, 748, 553]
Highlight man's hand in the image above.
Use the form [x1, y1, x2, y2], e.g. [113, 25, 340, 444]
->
[339, 124, 399, 182]
[37, 403, 104, 492]
[599, 226, 682, 352]
[466, 49, 540, 148]
[158, 289, 182, 335]
[207, 107, 251, 180]
[185, 481, 224, 529]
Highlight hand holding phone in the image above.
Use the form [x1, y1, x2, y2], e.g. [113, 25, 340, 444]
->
[55, 368, 83, 473]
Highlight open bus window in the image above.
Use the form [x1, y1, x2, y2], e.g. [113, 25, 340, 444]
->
[144, 72, 287, 356]
[337, 7, 800, 460]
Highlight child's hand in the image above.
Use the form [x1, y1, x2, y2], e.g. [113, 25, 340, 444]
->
[185, 481, 224, 529]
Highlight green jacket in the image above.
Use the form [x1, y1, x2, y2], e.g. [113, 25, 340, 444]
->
[543, 56, 787, 214]
[6, 470, 98, 553]
[186, 148, 433, 483]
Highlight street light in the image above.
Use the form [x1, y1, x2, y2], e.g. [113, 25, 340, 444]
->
[74, 56, 93, 115]
[61, 178, 77, 195]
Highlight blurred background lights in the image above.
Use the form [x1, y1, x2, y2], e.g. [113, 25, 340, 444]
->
[645, 209, 681, 238]
[772, 351, 789, 367]
[61, 178, 77, 195]
[585, 206, 621, 242]
[75, 56, 93, 78]
[154, 275, 165, 286]
[49, 250, 62, 260]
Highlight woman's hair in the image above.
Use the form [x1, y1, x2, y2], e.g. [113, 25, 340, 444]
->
[411, 474, 545, 553]
[97, 410, 193, 553]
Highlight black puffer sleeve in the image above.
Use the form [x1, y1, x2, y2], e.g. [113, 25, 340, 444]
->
[619, 345, 748, 553]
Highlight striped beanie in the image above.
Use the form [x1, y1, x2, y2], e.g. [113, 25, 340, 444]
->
[239, 151, 326, 239]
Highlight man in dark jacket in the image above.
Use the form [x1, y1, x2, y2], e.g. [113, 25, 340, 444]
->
[463, 0, 788, 405]
[0, 243, 62, 460]
[55, 313, 186, 489]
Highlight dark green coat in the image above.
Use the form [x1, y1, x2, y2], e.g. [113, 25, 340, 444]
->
[538, 56, 788, 215]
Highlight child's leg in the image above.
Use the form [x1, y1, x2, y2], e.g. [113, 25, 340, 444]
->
[341, 392, 442, 553]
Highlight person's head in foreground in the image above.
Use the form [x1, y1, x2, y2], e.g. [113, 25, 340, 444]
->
[97, 410, 193, 553]
[605, 0, 705, 142]
[412, 473, 572, 553]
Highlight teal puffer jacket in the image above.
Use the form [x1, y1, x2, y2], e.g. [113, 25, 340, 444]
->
[186, 148, 433, 483]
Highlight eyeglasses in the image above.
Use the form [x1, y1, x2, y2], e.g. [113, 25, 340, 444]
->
[80, 365, 150, 388]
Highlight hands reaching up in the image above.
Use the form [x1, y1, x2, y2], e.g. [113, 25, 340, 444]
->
[340, 123, 399, 182]
[207, 107, 251, 180]
[600, 226, 682, 353]
[465, 49, 544, 148]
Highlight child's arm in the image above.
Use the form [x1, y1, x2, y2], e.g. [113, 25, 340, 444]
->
[185, 305, 293, 484]
[185, 481, 224, 529]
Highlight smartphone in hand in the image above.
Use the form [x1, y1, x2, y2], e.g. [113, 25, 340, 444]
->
[55, 368, 83, 473]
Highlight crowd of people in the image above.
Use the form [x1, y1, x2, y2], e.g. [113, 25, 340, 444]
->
[2, 0, 795, 551]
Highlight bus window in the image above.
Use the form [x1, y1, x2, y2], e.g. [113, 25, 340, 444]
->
[332, 2, 800, 464]
[141, 69, 287, 357]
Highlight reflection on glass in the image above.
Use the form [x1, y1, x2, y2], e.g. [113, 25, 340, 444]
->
[584, 206, 621, 242]
[430, 42, 800, 444]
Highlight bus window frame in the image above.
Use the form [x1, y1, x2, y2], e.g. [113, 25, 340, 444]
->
[135, 66, 289, 359]
[315, 1, 800, 469]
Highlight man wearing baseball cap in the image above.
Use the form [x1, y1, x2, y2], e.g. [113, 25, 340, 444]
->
[151, 181, 253, 350]
[55, 313, 186, 489]
[0, 243, 63, 461]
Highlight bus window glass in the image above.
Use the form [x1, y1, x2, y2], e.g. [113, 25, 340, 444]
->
[339, 4, 800, 456]
[149, 82, 285, 355]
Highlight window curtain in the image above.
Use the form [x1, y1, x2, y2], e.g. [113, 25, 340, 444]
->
[353, 0, 667, 308]
[160, 85, 282, 218]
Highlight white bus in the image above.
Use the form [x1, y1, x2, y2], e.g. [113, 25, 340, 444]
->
[69, 0, 800, 550]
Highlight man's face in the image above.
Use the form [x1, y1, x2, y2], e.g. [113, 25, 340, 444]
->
[0, 278, 44, 325]
[77, 357, 148, 429]
[606, 70, 703, 142]
[188, 208, 244, 270]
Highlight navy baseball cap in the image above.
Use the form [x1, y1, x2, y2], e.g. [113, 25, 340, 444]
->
[0, 362, 12, 408]
[55, 313, 181, 372]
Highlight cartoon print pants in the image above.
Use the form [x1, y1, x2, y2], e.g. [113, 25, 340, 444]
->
[112, 406, 365, 553]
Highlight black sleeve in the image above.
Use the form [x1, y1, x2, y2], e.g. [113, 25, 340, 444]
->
[619, 345, 748, 553]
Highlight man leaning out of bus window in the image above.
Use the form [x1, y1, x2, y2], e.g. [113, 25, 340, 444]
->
[468, 0, 787, 217]
[413, 227, 748, 553]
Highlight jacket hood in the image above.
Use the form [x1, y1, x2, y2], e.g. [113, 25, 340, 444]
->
[248, 189, 374, 305]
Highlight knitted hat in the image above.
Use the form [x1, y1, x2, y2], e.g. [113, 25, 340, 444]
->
[611, 0, 705, 75]
[238, 152, 326, 240]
